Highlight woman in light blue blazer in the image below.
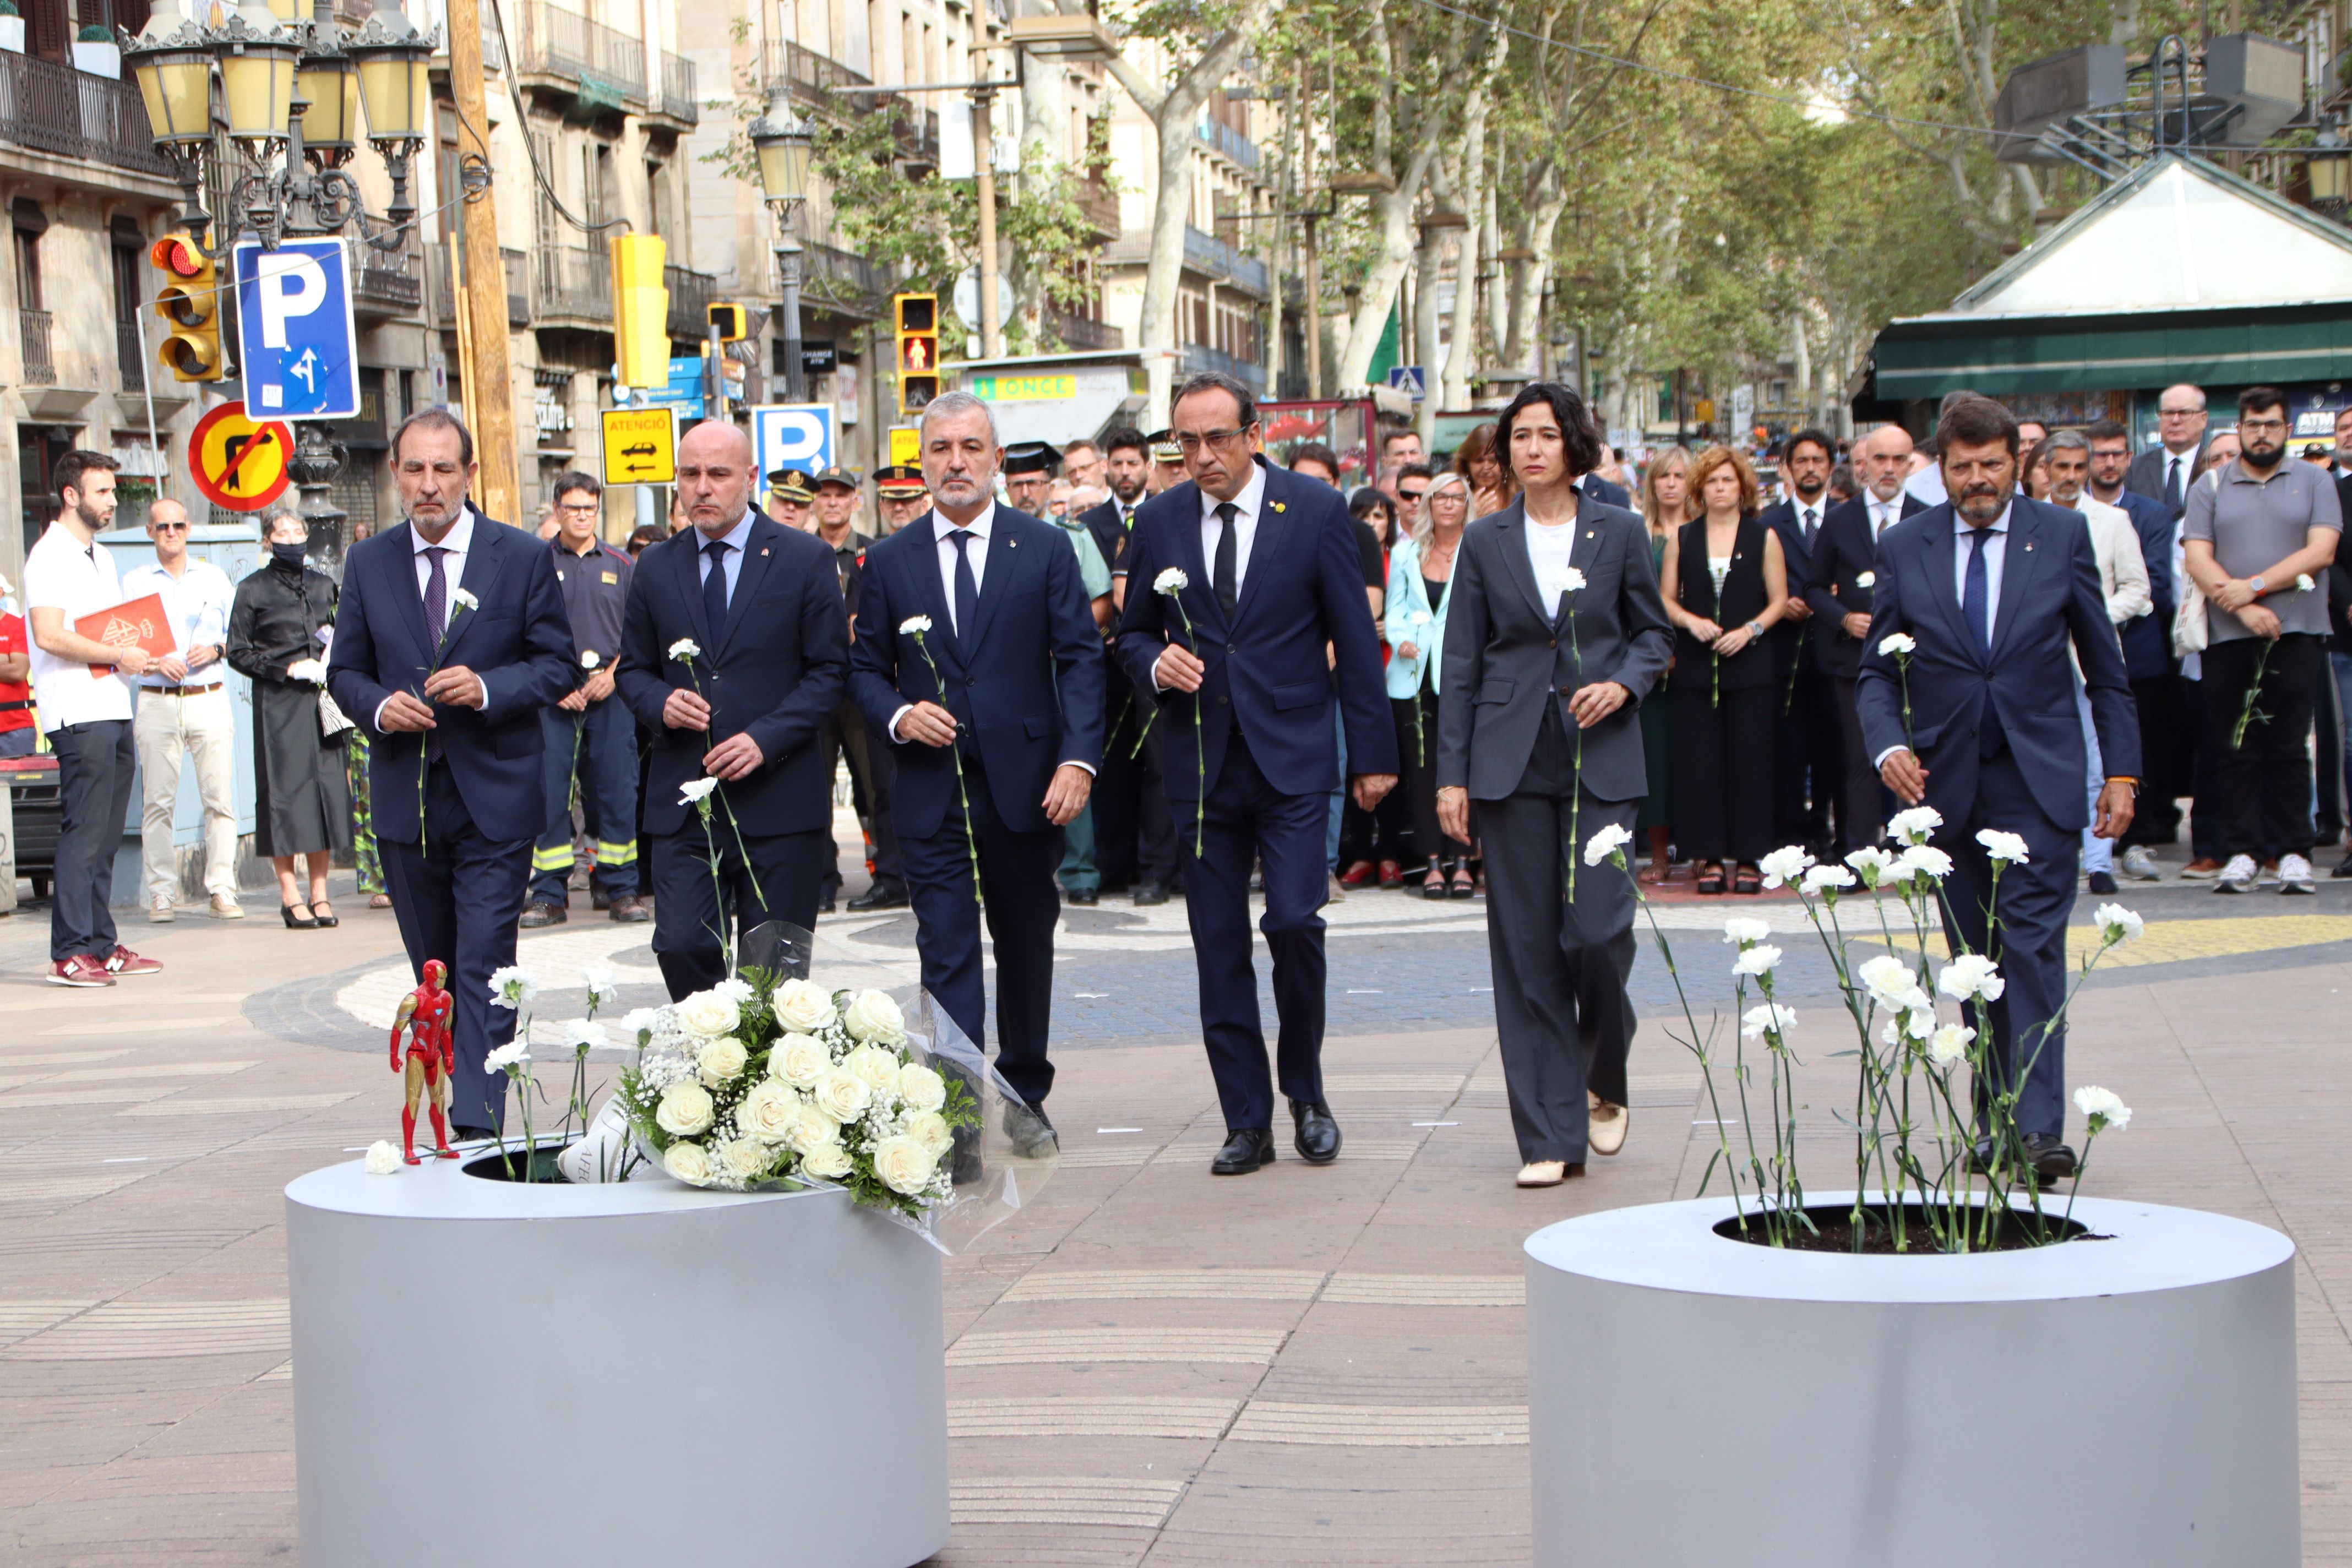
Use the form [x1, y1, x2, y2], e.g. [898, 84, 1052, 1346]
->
[1389, 471, 1474, 897]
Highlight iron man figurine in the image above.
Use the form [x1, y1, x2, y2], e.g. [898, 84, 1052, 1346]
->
[390, 959, 459, 1164]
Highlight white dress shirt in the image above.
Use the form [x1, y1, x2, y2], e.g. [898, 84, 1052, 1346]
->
[692, 510, 756, 606]
[1198, 462, 1267, 597]
[1867, 492, 1903, 541]
[2159, 448, 2193, 503]
[1875, 503, 2013, 770]
[375, 508, 486, 729]
[119, 556, 233, 688]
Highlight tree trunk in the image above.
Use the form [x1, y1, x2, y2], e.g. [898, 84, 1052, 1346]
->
[1414, 228, 1444, 446]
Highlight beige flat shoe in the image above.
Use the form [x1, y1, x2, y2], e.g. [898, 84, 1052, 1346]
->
[1517, 1161, 1569, 1188]
[1589, 1095, 1629, 1157]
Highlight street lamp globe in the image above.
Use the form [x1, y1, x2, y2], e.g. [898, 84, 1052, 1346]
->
[215, 0, 303, 151]
[748, 86, 813, 208]
[346, 0, 435, 150]
[121, 0, 219, 151]
[297, 43, 361, 158]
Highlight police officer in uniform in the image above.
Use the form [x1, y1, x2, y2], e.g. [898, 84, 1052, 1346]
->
[874, 465, 929, 533]
[765, 466, 816, 531]
[522, 471, 649, 927]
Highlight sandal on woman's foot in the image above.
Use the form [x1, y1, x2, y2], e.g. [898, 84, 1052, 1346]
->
[1422, 862, 1451, 900]
[1449, 868, 1477, 899]
[1696, 865, 1727, 895]
[1733, 867, 1762, 895]
[1378, 859, 1403, 889]
[368, 893, 393, 910]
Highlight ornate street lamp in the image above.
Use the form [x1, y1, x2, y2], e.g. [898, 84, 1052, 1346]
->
[215, 0, 303, 154]
[748, 85, 815, 400]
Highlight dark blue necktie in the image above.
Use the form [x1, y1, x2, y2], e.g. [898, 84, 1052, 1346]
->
[948, 529, 978, 650]
[1212, 502, 1240, 621]
[422, 546, 448, 762]
[1962, 526, 1993, 660]
[702, 537, 732, 644]
[2164, 455, 2184, 514]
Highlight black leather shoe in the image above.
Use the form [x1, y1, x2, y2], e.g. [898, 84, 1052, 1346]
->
[2333, 851, 2352, 879]
[1211, 1128, 1275, 1174]
[518, 901, 566, 928]
[1064, 887, 1099, 906]
[606, 894, 651, 923]
[2022, 1133, 2077, 1181]
[1133, 880, 1169, 906]
[1290, 1099, 1341, 1164]
[818, 889, 838, 913]
[846, 881, 908, 912]
[2086, 870, 2118, 894]
[1004, 1101, 1058, 1158]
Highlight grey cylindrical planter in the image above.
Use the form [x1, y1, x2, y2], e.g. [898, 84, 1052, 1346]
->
[288, 1155, 949, 1568]
[1526, 1194, 2297, 1567]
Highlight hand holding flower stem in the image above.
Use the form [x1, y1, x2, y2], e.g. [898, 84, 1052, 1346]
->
[1153, 569, 1207, 857]
[668, 640, 765, 908]
[899, 618, 984, 908]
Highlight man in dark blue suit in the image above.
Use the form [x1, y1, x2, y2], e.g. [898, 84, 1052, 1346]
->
[615, 421, 848, 999]
[326, 411, 577, 1135]
[1576, 469, 1632, 510]
[850, 393, 1103, 1139]
[1759, 428, 1839, 851]
[1115, 372, 1400, 1175]
[1803, 423, 1918, 851]
[2088, 418, 2193, 869]
[1856, 397, 2141, 1179]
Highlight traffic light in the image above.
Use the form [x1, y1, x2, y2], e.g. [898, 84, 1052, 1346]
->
[609, 232, 670, 389]
[894, 292, 940, 413]
[707, 301, 748, 343]
[151, 233, 225, 382]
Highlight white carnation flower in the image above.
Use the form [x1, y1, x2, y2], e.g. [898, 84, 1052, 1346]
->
[771, 978, 837, 1034]
[1153, 567, 1189, 595]
[363, 1140, 404, 1175]
[1899, 1005, 1936, 1040]
[1886, 805, 1942, 846]
[1721, 917, 1773, 947]
[487, 966, 537, 1009]
[1582, 821, 1633, 867]
[655, 1081, 716, 1137]
[1975, 828, 2030, 864]
[483, 1039, 529, 1075]
[1731, 944, 1781, 977]
[678, 777, 718, 806]
[1879, 632, 1917, 656]
[560, 1017, 605, 1052]
[1926, 1023, 1974, 1069]
[580, 965, 620, 1005]
[2095, 902, 2144, 945]
[662, 1139, 714, 1186]
[800, 1141, 853, 1179]
[843, 989, 907, 1044]
[1740, 1002, 1797, 1039]
[696, 1036, 750, 1085]
[1937, 952, 2005, 1003]
[1559, 566, 1587, 593]
[1893, 845, 1954, 883]
[2296, 573, 2316, 593]
[1855, 571, 1875, 587]
[674, 988, 738, 1038]
[2074, 1085, 2132, 1133]
[1803, 863, 1856, 894]
[898, 614, 933, 635]
[872, 1134, 938, 1195]
[1844, 846, 1897, 888]
[770, 1032, 830, 1087]
[1858, 954, 1919, 1008]
[451, 588, 479, 612]
[579, 649, 601, 670]
[667, 638, 701, 661]
[618, 1006, 661, 1046]
[1757, 845, 1814, 889]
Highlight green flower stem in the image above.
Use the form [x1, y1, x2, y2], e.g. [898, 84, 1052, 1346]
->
[910, 633, 984, 909]
[1616, 852, 1749, 1233]
[1163, 600, 1207, 858]
[2230, 635, 2275, 749]
[675, 655, 765, 908]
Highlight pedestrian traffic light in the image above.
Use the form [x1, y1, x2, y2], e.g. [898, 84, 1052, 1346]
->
[610, 232, 670, 390]
[150, 232, 225, 382]
[707, 302, 749, 343]
[894, 292, 940, 414]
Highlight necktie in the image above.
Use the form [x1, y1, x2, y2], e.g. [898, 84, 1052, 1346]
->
[1963, 527, 1993, 661]
[2165, 455, 2184, 513]
[422, 546, 449, 762]
[948, 529, 978, 648]
[702, 537, 732, 644]
[1801, 506, 1817, 545]
[1212, 501, 1239, 621]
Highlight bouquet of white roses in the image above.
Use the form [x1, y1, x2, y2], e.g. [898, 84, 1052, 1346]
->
[614, 974, 981, 1219]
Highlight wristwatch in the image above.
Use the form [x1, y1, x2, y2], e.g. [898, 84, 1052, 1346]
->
[2249, 575, 2268, 595]
[1746, 622, 1765, 639]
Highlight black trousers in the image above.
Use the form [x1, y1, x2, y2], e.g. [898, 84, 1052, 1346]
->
[47, 718, 134, 963]
[820, 697, 902, 894]
[380, 766, 532, 1131]
[1674, 679, 1775, 864]
[1476, 704, 1637, 1163]
[900, 755, 1061, 1108]
[1773, 662, 1841, 849]
[2202, 634, 2322, 861]
[1831, 676, 1888, 853]
[649, 814, 829, 1000]
[2122, 673, 2187, 846]
[1393, 689, 1469, 865]
[1094, 676, 1177, 890]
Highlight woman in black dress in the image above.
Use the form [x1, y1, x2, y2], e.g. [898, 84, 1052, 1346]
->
[228, 511, 352, 928]
[1657, 447, 1789, 894]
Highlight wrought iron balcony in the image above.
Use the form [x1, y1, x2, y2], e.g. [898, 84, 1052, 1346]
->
[0, 52, 173, 176]
[762, 37, 872, 112]
[658, 51, 699, 124]
[1179, 342, 1265, 393]
[355, 243, 423, 319]
[1043, 306, 1122, 352]
[509, 0, 646, 107]
[665, 264, 717, 341]
[429, 242, 532, 329]
[1195, 117, 1261, 171]
[535, 243, 612, 326]
[20, 308, 56, 386]
[116, 319, 144, 392]
[799, 239, 892, 318]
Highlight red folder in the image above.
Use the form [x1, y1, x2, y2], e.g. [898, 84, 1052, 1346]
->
[75, 593, 176, 679]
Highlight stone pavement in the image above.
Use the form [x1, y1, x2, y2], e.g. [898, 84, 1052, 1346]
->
[2, 836, 2350, 1564]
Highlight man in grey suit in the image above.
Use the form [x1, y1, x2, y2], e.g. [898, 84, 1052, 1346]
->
[1436, 384, 1672, 1184]
[2126, 383, 2209, 519]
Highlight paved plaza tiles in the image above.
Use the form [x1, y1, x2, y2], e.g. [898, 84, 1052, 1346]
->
[3, 836, 2351, 1564]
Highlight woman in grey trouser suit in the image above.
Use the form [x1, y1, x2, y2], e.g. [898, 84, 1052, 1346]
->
[1436, 384, 1673, 1186]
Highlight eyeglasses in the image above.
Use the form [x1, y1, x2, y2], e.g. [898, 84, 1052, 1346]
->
[2237, 417, 2288, 434]
[1398, 487, 1428, 503]
[153, 521, 189, 532]
[1173, 424, 1257, 454]
[557, 502, 601, 515]
[2158, 407, 2203, 418]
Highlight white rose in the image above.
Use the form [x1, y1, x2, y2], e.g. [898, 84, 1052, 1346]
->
[663, 1140, 715, 1186]
[906, 1110, 955, 1159]
[872, 1134, 937, 1196]
[800, 1142, 853, 1179]
[788, 1102, 845, 1157]
[674, 988, 739, 1038]
[843, 1043, 902, 1095]
[771, 978, 837, 1034]
[737, 1080, 801, 1143]
[842, 989, 907, 1044]
[655, 1081, 715, 1137]
[697, 1036, 749, 1085]
[1855, 571, 1876, 587]
[718, 1137, 774, 1182]
[363, 1140, 404, 1175]
[770, 1033, 830, 1087]
[897, 1063, 948, 1114]
[812, 1066, 872, 1123]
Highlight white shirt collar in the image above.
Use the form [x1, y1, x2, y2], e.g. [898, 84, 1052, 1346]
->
[1962, 503, 2013, 536]
[697, 511, 756, 552]
[1199, 461, 1266, 524]
[936, 501, 996, 541]
[409, 506, 477, 557]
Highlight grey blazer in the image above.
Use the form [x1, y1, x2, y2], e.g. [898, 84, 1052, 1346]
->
[2125, 442, 2203, 519]
[1436, 496, 1673, 803]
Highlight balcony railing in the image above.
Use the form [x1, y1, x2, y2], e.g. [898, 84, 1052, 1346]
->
[1076, 170, 1120, 236]
[355, 243, 423, 317]
[1195, 117, 1261, 171]
[1179, 341, 1265, 393]
[665, 263, 716, 340]
[535, 243, 612, 324]
[799, 239, 892, 317]
[0, 52, 174, 176]
[510, 0, 646, 106]
[894, 106, 940, 165]
[1043, 306, 1121, 352]
[116, 319, 145, 391]
[21, 308, 56, 385]
[429, 242, 532, 328]
[658, 51, 698, 123]
[762, 37, 872, 109]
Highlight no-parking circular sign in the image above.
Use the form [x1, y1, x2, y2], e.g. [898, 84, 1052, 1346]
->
[189, 401, 295, 512]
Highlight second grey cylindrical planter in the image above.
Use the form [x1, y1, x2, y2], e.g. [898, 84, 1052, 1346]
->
[1526, 1194, 2297, 1567]
[288, 1156, 949, 1568]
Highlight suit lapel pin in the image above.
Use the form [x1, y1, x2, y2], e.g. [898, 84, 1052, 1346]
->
[761, 547, 771, 556]
[2024, 542, 2034, 551]
[1272, 501, 1287, 513]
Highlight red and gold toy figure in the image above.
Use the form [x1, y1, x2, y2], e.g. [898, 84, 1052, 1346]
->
[390, 959, 460, 1164]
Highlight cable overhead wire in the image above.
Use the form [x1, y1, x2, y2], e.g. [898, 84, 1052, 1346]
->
[481, 0, 633, 233]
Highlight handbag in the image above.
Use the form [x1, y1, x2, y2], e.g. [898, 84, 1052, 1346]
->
[318, 688, 355, 739]
[2170, 470, 2220, 658]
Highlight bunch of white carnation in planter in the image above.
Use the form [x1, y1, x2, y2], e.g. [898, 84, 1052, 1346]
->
[615, 974, 977, 1216]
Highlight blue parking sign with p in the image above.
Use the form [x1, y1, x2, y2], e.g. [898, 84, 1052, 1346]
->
[233, 239, 360, 420]
[752, 404, 836, 482]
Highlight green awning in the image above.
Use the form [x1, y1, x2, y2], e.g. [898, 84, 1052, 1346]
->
[1871, 303, 2352, 399]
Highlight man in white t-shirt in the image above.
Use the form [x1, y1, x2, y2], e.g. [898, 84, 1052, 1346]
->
[22, 452, 167, 987]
